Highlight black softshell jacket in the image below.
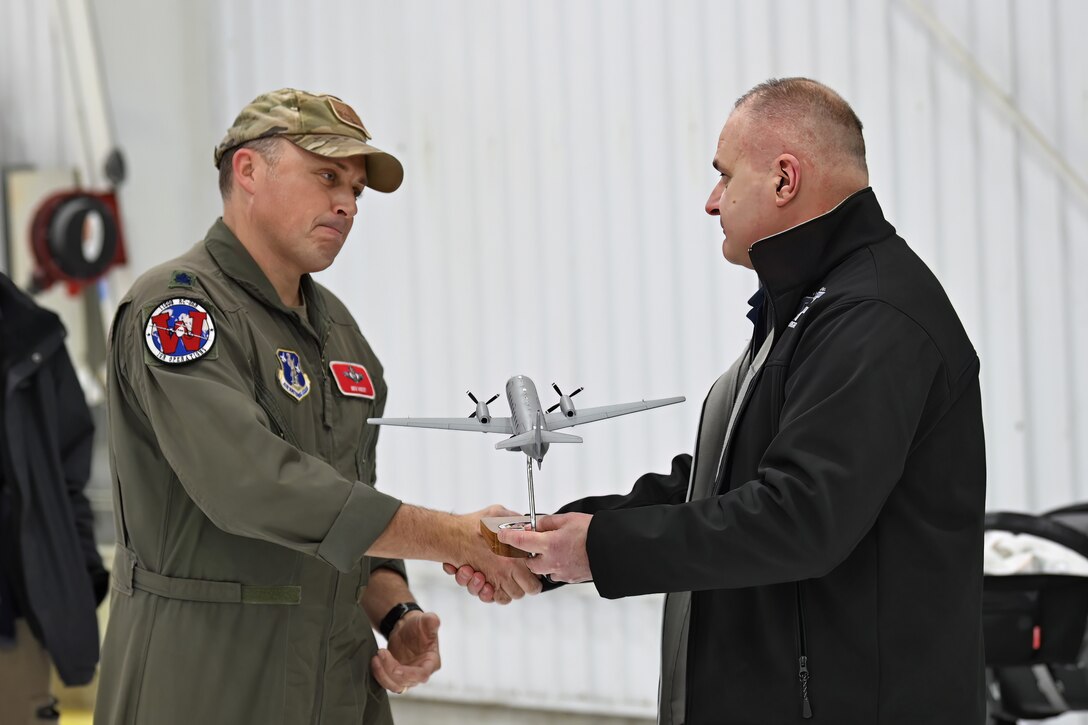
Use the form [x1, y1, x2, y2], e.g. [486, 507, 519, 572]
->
[566, 189, 987, 724]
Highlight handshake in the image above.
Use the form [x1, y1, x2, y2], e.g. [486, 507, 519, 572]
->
[444, 505, 597, 603]
[368, 502, 595, 604]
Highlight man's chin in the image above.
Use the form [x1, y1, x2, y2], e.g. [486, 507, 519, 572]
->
[309, 256, 337, 273]
[722, 239, 750, 267]
[303, 247, 341, 274]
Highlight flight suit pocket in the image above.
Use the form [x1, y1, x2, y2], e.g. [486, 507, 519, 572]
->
[347, 628, 392, 721]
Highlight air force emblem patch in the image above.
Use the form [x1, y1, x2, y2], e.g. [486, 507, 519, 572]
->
[144, 298, 216, 364]
[329, 361, 375, 399]
[277, 349, 311, 401]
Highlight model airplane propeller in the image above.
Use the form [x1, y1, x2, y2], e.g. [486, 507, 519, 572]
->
[466, 391, 500, 424]
[368, 374, 685, 557]
[546, 382, 583, 416]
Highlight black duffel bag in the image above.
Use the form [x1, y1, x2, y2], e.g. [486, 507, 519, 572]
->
[985, 506, 1088, 722]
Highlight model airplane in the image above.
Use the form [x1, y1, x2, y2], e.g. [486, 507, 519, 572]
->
[368, 375, 684, 556]
[367, 375, 685, 468]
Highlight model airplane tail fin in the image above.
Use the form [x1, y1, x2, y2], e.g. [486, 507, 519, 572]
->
[495, 430, 582, 450]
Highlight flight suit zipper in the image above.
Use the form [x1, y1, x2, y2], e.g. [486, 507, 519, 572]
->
[254, 375, 302, 448]
[796, 583, 813, 719]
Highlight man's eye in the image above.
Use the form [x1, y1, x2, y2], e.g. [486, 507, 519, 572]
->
[320, 171, 336, 182]
[353, 188, 364, 200]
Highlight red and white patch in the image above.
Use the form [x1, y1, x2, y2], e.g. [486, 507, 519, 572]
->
[329, 361, 375, 399]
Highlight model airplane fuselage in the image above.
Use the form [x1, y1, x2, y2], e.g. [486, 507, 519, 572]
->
[367, 374, 684, 466]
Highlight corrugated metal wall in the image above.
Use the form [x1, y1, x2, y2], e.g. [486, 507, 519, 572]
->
[0, 3, 72, 169]
[4, 0, 1087, 720]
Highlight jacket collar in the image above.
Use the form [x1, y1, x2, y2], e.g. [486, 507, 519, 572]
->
[203, 219, 329, 336]
[748, 187, 896, 332]
[0, 273, 65, 382]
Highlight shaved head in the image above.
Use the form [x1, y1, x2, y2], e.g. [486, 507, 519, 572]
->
[706, 78, 871, 267]
[733, 77, 868, 188]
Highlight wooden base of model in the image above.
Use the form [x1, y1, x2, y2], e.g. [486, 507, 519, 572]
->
[480, 516, 533, 558]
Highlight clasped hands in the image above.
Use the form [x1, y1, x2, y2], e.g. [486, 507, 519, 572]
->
[447, 507, 594, 603]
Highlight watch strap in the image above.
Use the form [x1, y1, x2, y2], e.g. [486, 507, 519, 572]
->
[379, 601, 423, 639]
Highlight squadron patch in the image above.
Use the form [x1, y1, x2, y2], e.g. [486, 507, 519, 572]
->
[277, 349, 311, 401]
[144, 298, 216, 364]
[329, 361, 376, 399]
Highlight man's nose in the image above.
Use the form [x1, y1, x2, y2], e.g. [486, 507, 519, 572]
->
[334, 192, 358, 218]
[705, 190, 720, 216]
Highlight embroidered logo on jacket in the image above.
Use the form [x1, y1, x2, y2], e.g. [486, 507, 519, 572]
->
[144, 298, 216, 364]
[277, 349, 311, 401]
[329, 361, 376, 399]
[788, 287, 827, 329]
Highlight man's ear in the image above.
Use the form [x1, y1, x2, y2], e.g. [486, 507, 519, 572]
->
[774, 154, 801, 206]
[231, 147, 260, 196]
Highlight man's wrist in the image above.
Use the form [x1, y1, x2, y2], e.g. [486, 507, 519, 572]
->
[379, 601, 423, 639]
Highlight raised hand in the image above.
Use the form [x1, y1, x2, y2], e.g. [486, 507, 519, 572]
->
[497, 512, 593, 584]
[370, 610, 441, 695]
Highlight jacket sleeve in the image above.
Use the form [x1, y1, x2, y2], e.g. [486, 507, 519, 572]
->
[116, 300, 401, 574]
[52, 344, 108, 604]
[558, 454, 693, 515]
[537, 454, 691, 592]
[588, 301, 944, 598]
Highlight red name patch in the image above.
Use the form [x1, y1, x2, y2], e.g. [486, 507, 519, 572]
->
[329, 361, 375, 399]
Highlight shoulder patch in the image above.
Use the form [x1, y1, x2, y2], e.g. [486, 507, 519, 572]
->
[169, 270, 197, 289]
[144, 298, 217, 364]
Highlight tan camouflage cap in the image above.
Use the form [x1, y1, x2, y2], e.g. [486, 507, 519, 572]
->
[213, 88, 403, 193]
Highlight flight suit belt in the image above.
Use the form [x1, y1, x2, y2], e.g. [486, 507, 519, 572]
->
[131, 566, 302, 605]
[112, 545, 301, 604]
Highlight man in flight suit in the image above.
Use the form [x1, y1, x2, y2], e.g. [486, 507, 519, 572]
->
[95, 89, 539, 725]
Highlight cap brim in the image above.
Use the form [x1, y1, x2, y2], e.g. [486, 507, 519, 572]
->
[285, 134, 404, 193]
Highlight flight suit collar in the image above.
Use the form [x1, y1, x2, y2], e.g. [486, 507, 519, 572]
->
[203, 219, 330, 338]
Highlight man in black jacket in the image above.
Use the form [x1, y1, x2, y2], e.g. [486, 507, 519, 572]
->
[492, 78, 987, 723]
[0, 272, 109, 722]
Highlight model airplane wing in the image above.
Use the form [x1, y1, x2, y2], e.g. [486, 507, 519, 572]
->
[367, 416, 515, 434]
[545, 396, 685, 431]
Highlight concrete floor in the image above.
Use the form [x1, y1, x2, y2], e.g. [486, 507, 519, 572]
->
[391, 698, 653, 725]
[60, 702, 652, 725]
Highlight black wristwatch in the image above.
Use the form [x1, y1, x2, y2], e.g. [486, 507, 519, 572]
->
[379, 602, 423, 639]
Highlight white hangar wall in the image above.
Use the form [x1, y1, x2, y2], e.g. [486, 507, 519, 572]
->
[3, 0, 1087, 720]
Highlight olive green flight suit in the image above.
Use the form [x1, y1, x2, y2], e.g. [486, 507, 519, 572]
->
[95, 219, 404, 725]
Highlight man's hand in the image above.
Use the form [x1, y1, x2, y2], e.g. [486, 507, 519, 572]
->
[442, 562, 498, 602]
[452, 505, 543, 604]
[370, 610, 441, 695]
[366, 502, 544, 604]
[497, 513, 593, 583]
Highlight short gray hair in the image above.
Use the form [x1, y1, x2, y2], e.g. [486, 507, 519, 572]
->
[218, 136, 284, 199]
[735, 77, 867, 171]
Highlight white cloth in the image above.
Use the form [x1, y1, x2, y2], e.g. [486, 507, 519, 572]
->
[983, 530, 1088, 576]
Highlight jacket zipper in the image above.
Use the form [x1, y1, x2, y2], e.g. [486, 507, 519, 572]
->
[796, 583, 813, 719]
[762, 307, 811, 718]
